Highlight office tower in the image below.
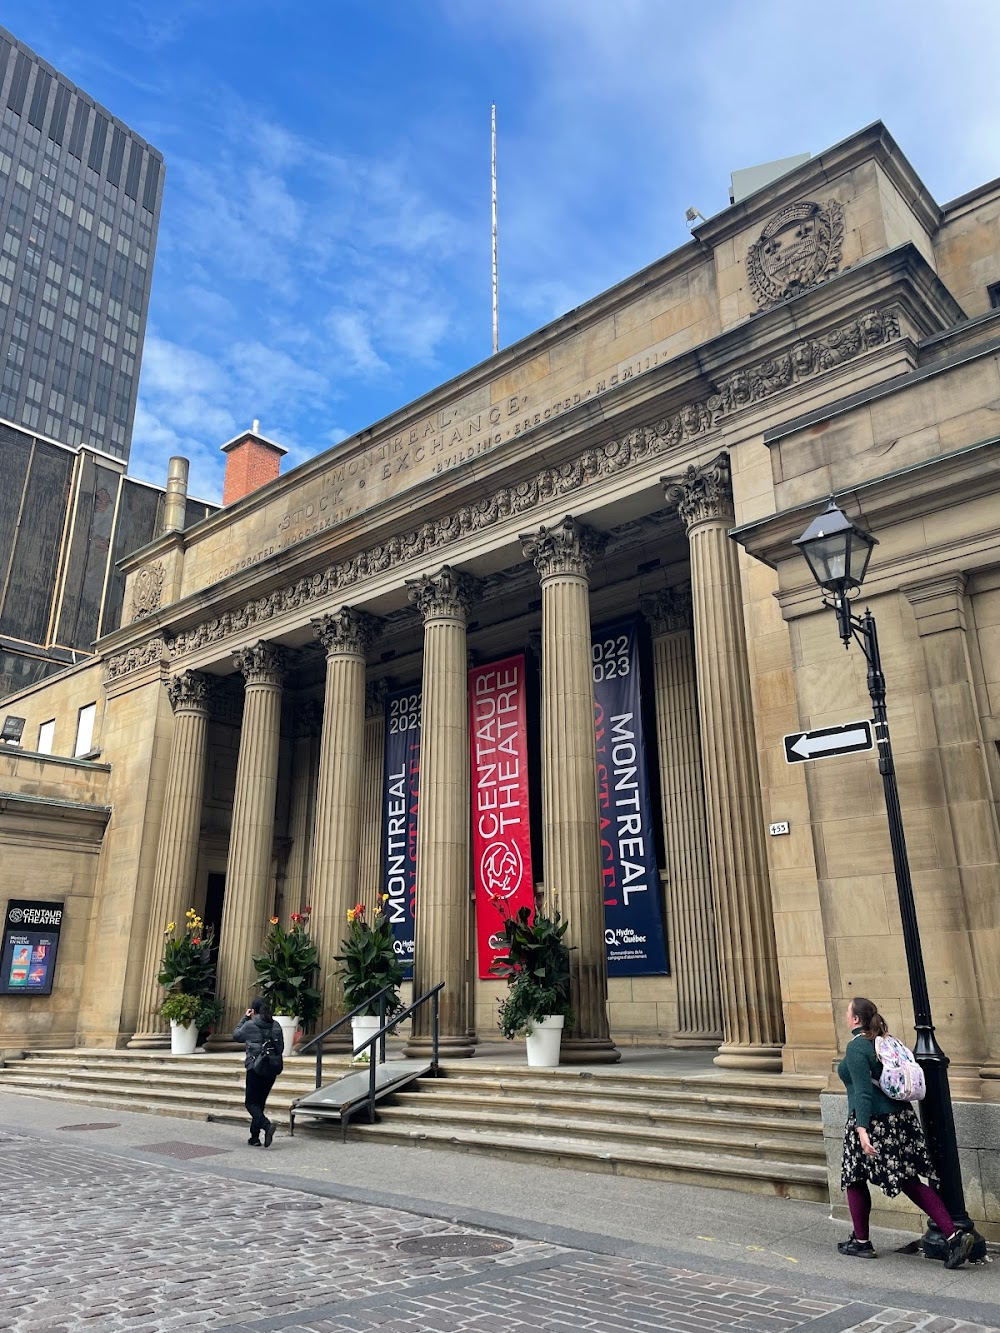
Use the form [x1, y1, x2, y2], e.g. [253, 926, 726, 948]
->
[0, 24, 163, 460]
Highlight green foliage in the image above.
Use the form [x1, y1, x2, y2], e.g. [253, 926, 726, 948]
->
[251, 908, 322, 1028]
[334, 899, 405, 1017]
[160, 991, 223, 1030]
[490, 903, 573, 1040]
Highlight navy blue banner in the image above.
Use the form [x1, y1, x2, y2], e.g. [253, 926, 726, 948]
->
[592, 619, 668, 977]
[382, 687, 421, 979]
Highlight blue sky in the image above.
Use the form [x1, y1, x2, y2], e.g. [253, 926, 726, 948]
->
[6, 1, 1000, 502]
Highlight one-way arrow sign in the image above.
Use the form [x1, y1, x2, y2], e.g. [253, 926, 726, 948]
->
[783, 720, 874, 764]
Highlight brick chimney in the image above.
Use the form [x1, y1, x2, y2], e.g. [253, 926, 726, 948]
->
[221, 420, 288, 505]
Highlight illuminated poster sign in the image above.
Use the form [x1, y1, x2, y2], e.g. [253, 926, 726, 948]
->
[592, 620, 668, 976]
[381, 687, 421, 978]
[469, 655, 535, 978]
[0, 899, 64, 996]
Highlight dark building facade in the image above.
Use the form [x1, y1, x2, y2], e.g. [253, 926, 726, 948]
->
[0, 417, 214, 700]
[0, 24, 162, 460]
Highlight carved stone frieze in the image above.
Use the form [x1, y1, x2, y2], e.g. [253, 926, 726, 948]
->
[165, 669, 210, 712]
[161, 305, 900, 662]
[365, 678, 388, 719]
[662, 453, 733, 531]
[312, 607, 381, 657]
[747, 199, 845, 309]
[641, 585, 693, 635]
[406, 566, 480, 623]
[128, 562, 165, 622]
[232, 640, 286, 687]
[105, 636, 166, 681]
[520, 516, 607, 580]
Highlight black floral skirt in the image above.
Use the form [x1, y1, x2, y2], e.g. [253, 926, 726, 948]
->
[841, 1106, 938, 1196]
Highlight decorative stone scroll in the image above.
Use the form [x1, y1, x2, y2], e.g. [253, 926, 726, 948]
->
[520, 515, 607, 580]
[747, 199, 845, 309]
[641, 585, 693, 635]
[232, 640, 286, 687]
[165, 669, 210, 713]
[662, 454, 733, 531]
[312, 607, 381, 657]
[105, 636, 166, 681]
[128, 562, 164, 622]
[161, 305, 899, 664]
[406, 567, 480, 623]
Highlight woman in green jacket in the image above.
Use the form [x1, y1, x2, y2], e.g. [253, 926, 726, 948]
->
[838, 996, 972, 1267]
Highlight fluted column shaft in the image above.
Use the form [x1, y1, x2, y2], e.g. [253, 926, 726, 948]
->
[521, 517, 620, 1063]
[644, 589, 722, 1044]
[663, 456, 784, 1070]
[308, 609, 379, 1034]
[215, 642, 285, 1036]
[130, 671, 210, 1047]
[358, 680, 387, 915]
[405, 567, 477, 1056]
[283, 700, 321, 921]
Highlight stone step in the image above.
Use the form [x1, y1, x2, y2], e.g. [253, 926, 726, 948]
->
[337, 1119, 829, 1201]
[369, 1102, 822, 1162]
[389, 1087, 823, 1138]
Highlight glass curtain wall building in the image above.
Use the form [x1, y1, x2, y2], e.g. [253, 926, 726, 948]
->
[0, 25, 163, 461]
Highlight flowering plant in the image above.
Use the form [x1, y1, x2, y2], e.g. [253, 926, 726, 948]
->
[489, 899, 573, 1040]
[334, 898, 405, 1017]
[157, 909, 222, 1030]
[251, 906, 322, 1027]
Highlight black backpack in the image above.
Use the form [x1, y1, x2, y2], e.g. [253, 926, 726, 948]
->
[252, 1033, 283, 1075]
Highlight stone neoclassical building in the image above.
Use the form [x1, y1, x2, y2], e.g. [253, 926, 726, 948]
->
[1, 123, 999, 1117]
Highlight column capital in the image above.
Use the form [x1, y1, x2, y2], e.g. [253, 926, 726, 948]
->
[312, 607, 381, 656]
[165, 669, 211, 713]
[232, 640, 286, 686]
[641, 585, 693, 635]
[406, 566, 480, 623]
[365, 678, 388, 718]
[520, 515, 606, 580]
[293, 698, 322, 739]
[661, 452, 733, 531]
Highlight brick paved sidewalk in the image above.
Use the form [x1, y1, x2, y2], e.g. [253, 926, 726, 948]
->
[0, 1125, 995, 1333]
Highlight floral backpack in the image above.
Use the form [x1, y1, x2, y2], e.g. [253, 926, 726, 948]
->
[874, 1034, 926, 1102]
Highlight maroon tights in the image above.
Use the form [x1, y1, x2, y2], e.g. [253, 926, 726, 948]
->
[846, 1177, 954, 1241]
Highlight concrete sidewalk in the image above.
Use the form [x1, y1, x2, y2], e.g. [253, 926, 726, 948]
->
[2, 1084, 997, 1330]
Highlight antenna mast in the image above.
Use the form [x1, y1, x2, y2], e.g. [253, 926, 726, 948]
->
[491, 103, 499, 355]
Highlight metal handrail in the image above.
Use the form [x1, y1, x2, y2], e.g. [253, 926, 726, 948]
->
[298, 983, 397, 1089]
[353, 981, 445, 1129]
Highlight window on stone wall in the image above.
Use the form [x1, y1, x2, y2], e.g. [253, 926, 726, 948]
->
[37, 720, 55, 754]
[989, 282, 1000, 310]
[74, 702, 96, 757]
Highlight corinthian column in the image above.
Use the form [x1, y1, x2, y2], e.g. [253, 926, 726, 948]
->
[521, 516, 620, 1063]
[404, 567, 478, 1057]
[130, 670, 211, 1047]
[214, 641, 286, 1038]
[308, 608, 381, 1034]
[642, 587, 722, 1045]
[662, 454, 783, 1070]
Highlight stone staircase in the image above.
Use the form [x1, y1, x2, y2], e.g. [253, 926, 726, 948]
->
[0, 1049, 829, 1201]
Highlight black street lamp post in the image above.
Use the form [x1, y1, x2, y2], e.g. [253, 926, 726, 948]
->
[794, 500, 985, 1262]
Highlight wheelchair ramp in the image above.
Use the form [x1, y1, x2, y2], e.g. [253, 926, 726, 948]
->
[290, 1060, 431, 1137]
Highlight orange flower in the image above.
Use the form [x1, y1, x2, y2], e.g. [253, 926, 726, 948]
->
[269, 916, 279, 925]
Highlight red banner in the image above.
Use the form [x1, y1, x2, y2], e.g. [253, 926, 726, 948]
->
[469, 654, 535, 978]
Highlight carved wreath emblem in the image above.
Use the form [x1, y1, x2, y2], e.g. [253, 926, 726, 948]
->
[129, 561, 164, 621]
[747, 199, 845, 309]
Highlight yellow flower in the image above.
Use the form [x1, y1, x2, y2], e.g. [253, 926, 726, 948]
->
[166, 922, 176, 934]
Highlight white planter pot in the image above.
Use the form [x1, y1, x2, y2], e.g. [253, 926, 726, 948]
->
[169, 1020, 198, 1055]
[525, 1014, 564, 1068]
[275, 1014, 299, 1057]
[351, 1014, 381, 1057]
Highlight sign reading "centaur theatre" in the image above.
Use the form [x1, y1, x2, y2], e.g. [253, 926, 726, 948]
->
[0, 899, 64, 996]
